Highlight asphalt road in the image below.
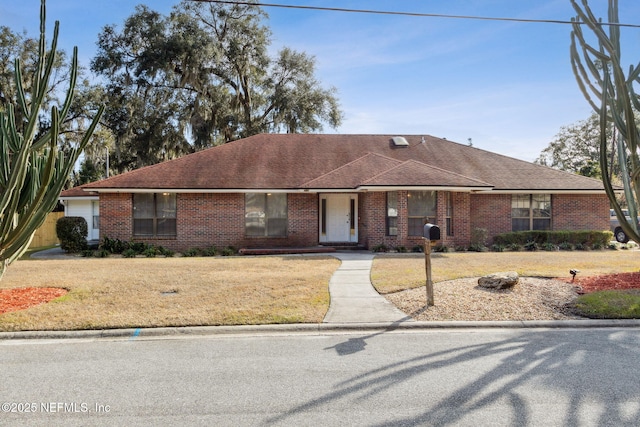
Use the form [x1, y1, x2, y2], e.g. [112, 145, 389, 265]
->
[1, 327, 639, 426]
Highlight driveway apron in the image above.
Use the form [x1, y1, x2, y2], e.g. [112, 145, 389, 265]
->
[323, 252, 414, 323]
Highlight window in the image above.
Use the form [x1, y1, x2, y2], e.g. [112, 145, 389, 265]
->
[445, 192, 453, 237]
[133, 193, 176, 237]
[386, 192, 398, 236]
[245, 193, 287, 237]
[92, 201, 100, 230]
[407, 191, 437, 236]
[512, 194, 551, 231]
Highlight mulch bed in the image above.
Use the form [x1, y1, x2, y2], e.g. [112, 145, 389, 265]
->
[0, 287, 68, 314]
[569, 272, 640, 294]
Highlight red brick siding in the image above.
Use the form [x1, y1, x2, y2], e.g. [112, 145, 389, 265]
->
[100, 192, 319, 251]
[99, 193, 132, 242]
[552, 194, 609, 231]
[471, 193, 610, 244]
[470, 194, 512, 243]
[99, 191, 610, 251]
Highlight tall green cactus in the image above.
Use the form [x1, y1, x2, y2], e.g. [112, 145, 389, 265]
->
[0, 0, 104, 279]
[570, 0, 640, 244]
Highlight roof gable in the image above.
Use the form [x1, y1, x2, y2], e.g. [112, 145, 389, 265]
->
[361, 159, 493, 189]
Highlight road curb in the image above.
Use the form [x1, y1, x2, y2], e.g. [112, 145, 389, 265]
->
[2, 319, 640, 341]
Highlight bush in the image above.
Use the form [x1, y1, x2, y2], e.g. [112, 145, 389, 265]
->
[433, 244, 449, 253]
[471, 227, 488, 247]
[221, 246, 237, 256]
[491, 244, 506, 252]
[371, 244, 389, 253]
[100, 236, 130, 254]
[493, 230, 613, 250]
[122, 248, 137, 258]
[394, 246, 408, 253]
[56, 217, 88, 253]
[182, 248, 201, 257]
[201, 246, 218, 257]
[411, 245, 423, 253]
[558, 242, 574, 251]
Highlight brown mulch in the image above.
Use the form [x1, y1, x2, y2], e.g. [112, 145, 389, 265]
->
[0, 287, 67, 314]
[566, 272, 640, 294]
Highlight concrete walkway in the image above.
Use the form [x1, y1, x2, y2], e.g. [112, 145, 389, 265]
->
[323, 252, 414, 324]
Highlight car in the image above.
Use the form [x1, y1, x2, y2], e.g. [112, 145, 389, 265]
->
[610, 208, 640, 243]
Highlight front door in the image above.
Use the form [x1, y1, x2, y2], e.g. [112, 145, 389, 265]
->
[320, 194, 357, 243]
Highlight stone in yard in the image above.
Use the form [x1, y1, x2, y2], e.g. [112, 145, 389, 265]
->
[478, 272, 519, 289]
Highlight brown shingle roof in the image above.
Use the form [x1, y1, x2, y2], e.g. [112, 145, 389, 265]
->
[82, 134, 606, 192]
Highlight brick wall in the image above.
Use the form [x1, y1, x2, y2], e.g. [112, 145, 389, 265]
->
[552, 194, 609, 230]
[100, 191, 610, 251]
[100, 192, 319, 251]
[470, 194, 512, 243]
[100, 193, 132, 242]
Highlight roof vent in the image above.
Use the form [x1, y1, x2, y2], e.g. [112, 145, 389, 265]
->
[391, 136, 409, 147]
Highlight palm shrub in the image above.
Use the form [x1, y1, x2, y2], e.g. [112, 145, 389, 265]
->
[0, 0, 103, 279]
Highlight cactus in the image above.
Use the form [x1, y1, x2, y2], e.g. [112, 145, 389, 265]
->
[570, 0, 640, 245]
[0, 0, 104, 279]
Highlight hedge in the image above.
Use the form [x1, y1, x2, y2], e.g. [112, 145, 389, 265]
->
[493, 230, 613, 248]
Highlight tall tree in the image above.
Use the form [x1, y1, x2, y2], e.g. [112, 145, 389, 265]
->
[91, 0, 342, 173]
[0, 0, 103, 279]
[570, 0, 640, 244]
[535, 112, 620, 180]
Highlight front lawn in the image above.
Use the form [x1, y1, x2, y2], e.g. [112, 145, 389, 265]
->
[0, 256, 340, 331]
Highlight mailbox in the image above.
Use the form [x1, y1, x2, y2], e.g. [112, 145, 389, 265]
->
[423, 223, 440, 241]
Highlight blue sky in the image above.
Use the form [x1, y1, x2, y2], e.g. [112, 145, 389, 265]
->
[3, 1, 640, 161]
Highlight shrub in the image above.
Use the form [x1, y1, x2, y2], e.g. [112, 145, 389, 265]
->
[507, 243, 522, 252]
[182, 248, 201, 257]
[471, 227, 488, 247]
[143, 247, 159, 258]
[100, 236, 129, 254]
[93, 249, 110, 258]
[524, 241, 539, 251]
[411, 245, 423, 253]
[467, 244, 486, 252]
[56, 217, 88, 253]
[493, 230, 613, 250]
[395, 246, 408, 253]
[201, 246, 218, 257]
[558, 242, 574, 251]
[372, 244, 389, 253]
[542, 242, 558, 251]
[433, 244, 449, 253]
[122, 249, 137, 258]
[156, 246, 175, 257]
[221, 246, 237, 256]
[129, 242, 149, 253]
[491, 244, 506, 252]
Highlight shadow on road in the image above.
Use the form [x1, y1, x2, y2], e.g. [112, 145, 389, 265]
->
[273, 328, 640, 426]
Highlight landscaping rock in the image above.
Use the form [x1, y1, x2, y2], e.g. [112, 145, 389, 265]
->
[478, 272, 519, 289]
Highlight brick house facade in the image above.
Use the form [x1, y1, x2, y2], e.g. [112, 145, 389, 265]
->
[97, 190, 610, 252]
[80, 134, 612, 252]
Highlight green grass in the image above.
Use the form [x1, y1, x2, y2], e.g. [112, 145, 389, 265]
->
[570, 290, 640, 319]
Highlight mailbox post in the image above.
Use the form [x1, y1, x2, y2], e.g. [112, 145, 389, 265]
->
[423, 223, 440, 306]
